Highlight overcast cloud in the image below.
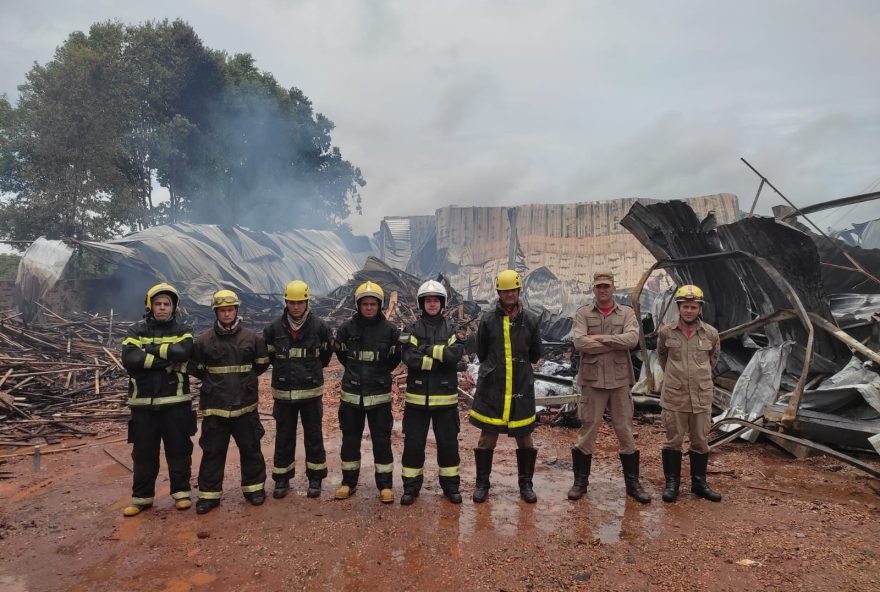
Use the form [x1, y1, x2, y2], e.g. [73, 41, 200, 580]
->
[1, 0, 878, 234]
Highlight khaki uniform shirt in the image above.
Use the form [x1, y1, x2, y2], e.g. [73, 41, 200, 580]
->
[657, 320, 720, 413]
[573, 302, 639, 389]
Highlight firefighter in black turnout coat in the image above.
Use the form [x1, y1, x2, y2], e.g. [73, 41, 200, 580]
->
[190, 290, 270, 514]
[399, 280, 465, 505]
[334, 281, 401, 503]
[469, 270, 543, 503]
[263, 280, 334, 499]
[121, 283, 196, 517]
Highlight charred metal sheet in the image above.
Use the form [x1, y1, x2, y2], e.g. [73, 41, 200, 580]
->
[814, 235, 880, 294]
[622, 202, 849, 372]
[714, 342, 794, 442]
[620, 201, 749, 331]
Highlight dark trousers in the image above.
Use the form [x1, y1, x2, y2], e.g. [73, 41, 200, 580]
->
[339, 403, 393, 490]
[401, 406, 460, 489]
[197, 412, 266, 499]
[272, 398, 328, 481]
[129, 404, 196, 503]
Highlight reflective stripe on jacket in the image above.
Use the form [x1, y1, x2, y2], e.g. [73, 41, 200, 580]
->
[401, 316, 464, 407]
[334, 312, 401, 407]
[122, 316, 193, 408]
[263, 310, 333, 402]
[191, 320, 269, 412]
[469, 302, 542, 433]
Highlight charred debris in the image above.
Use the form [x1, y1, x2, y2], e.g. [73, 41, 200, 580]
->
[4, 194, 880, 476]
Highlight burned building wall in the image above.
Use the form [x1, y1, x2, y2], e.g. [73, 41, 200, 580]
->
[396, 193, 741, 302]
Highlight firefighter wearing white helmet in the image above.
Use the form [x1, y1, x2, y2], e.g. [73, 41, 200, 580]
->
[191, 289, 270, 513]
[262, 280, 334, 499]
[120, 282, 195, 517]
[657, 284, 722, 503]
[334, 280, 401, 503]
[469, 269, 543, 503]
[399, 279, 466, 505]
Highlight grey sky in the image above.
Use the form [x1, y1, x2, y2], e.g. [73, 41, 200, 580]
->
[2, 0, 878, 234]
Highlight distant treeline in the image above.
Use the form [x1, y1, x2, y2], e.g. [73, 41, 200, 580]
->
[0, 19, 365, 244]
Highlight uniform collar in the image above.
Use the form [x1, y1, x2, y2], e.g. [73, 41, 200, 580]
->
[589, 301, 619, 313]
[673, 319, 706, 335]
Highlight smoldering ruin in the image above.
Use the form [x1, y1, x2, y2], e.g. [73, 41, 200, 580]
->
[3, 190, 879, 479]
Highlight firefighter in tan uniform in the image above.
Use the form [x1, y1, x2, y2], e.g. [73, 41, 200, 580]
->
[657, 284, 722, 503]
[569, 272, 650, 503]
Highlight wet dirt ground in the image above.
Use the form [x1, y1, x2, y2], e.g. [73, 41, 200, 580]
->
[1, 364, 879, 591]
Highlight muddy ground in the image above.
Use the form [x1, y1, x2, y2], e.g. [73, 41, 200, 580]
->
[1, 363, 879, 592]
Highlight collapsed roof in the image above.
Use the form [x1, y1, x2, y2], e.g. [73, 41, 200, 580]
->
[16, 224, 361, 322]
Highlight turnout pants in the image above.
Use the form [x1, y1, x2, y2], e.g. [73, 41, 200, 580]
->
[197, 412, 266, 500]
[272, 399, 328, 482]
[401, 406, 460, 491]
[339, 403, 393, 490]
[575, 384, 637, 455]
[128, 404, 196, 505]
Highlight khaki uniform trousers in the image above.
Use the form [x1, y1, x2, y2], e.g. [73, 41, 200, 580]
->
[575, 383, 636, 455]
[661, 409, 711, 454]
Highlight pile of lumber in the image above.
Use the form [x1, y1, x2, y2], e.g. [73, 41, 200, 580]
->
[0, 307, 132, 446]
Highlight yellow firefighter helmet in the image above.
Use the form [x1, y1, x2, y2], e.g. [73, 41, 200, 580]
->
[211, 289, 240, 309]
[674, 284, 705, 303]
[495, 269, 522, 291]
[145, 283, 180, 312]
[284, 280, 310, 302]
[355, 281, 384, 306]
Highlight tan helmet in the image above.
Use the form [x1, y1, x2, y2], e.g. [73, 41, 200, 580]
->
[495, 269, 522, 291]
[674, 284, 705, 303]
[211, 289, 240, 309]
[145, 282, 180, 312]
[355, 281, 384, 306]
[284, 280, 310, 302]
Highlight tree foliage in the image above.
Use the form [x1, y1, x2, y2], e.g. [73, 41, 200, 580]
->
[0, 20, 365, 243]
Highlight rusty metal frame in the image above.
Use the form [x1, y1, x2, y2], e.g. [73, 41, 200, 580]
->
[630, 250, 814, 429]
[708, 417, 880, 479]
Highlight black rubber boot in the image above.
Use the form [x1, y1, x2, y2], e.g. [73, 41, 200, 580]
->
[516, 447, 538, 504]
[196, 499, 220, 515]
[567, 448, 591, 500]
[440, 476, 463, 504]
[273, 478, 290, 499]
[472, 448, 493, 503]
[661, 448, 682, 503]
[690, 452, 722, 502]
[247, 490, 266, 506]
[400, 476, 422, 506]
[620, 450, 651, 504]
[306, 478, 322, 499]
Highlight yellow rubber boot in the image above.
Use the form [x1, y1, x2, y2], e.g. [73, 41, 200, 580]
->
[175, 499, 192, 510]
[379, 489, 394, 503]
[335, 484, 355, 500]
[123, 504, 149, 517]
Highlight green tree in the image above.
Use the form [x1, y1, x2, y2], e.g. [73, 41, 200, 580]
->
[0, 20, 365, 242]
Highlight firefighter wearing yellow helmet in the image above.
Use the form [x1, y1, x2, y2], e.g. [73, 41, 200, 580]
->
[399, 279, 466, 505]
[469, 269, 543, 503]
[120, 282, 195, 517]
[262, 280, 334, 499]
[190, 289, 270, 513]
[657, 284, 722, 503]
[333, 280, 401, 503]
